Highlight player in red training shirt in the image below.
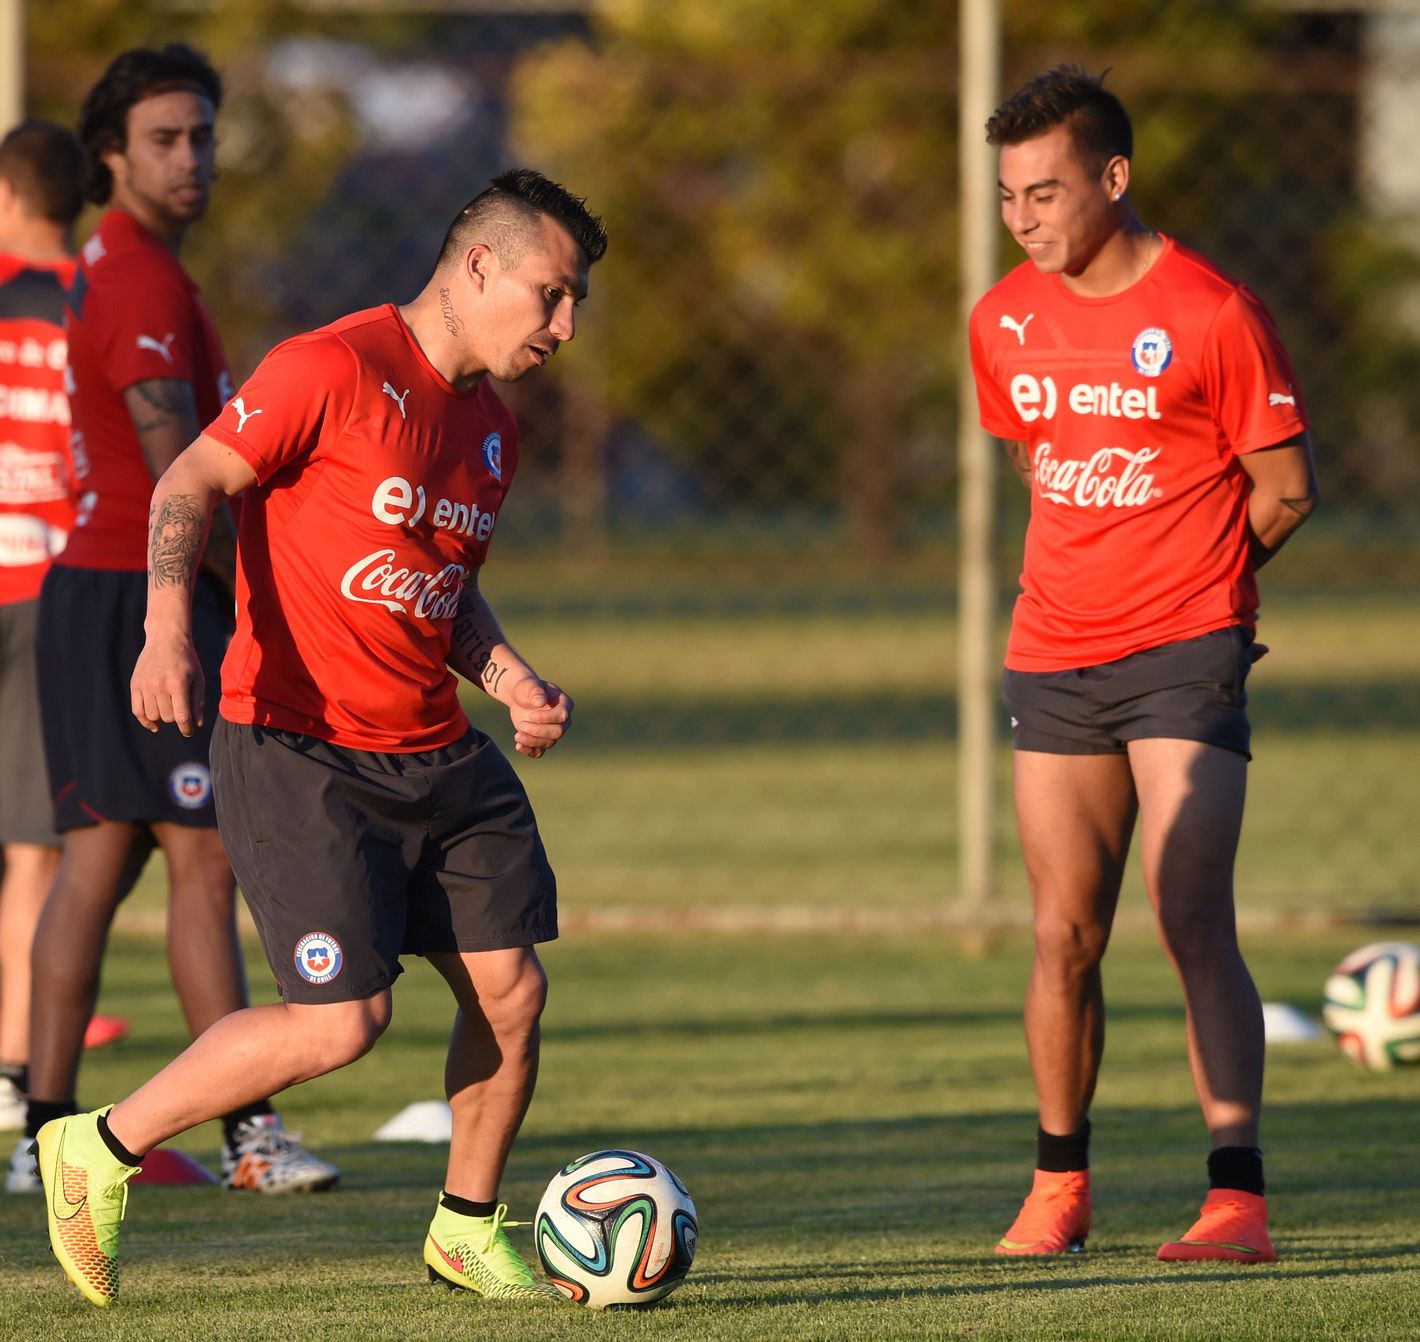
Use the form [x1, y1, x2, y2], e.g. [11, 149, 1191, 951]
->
[969, 68, 1318, 1263]
[34, 168, 608, 1307]
[0, 121, 83, 1143]
[16, 44, 336, 1198]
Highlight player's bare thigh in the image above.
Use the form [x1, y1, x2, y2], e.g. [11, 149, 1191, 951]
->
[1126, 738, 1246, 901]
[1013, 750, 1138, 925]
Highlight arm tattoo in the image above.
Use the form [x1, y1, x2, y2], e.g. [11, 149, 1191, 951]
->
[450, 610, 493, 676]
[438, 286, 464, 337]
[130, 379, 188, 432]
[1280, 495, 1316, 518]
[149, 493, 207, 589]
[481, 658, 510, 694]
[1005, 440, 1033, 486]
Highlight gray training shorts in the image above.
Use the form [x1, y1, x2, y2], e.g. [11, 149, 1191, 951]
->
[1001, 626, 1255, 760]
[210, 719, 558, 1005]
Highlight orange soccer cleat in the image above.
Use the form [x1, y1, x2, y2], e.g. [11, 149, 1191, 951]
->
[995, 1168, 1091, 1255]
[1157, 1188, 1277, 1263]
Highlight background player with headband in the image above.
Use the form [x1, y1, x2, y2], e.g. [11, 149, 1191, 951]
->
[969, 66, 1318, 1263]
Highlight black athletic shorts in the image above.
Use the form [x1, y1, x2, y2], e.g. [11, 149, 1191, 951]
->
[1001, 626, 1255, 760]
[210, 719, 558, 1004]
[37, 565, 229, 831]
[0, 598, 59, 845]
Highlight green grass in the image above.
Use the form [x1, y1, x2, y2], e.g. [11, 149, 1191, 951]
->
[4, 578, 1417, 1334]
[2, 927, 1418, 1339]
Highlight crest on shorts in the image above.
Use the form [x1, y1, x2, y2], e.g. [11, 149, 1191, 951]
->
[482, 431, 503, 481]
[1130, 327, 1173, 378]
[294, 931, 343, 985]
[169, 762, 212, 809]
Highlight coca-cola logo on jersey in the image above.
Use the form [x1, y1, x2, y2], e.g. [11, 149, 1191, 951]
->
[1034, 442, 1163, 509]
[340, 549, 468, 620]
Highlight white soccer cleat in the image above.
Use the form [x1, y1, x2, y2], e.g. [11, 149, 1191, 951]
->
[5, 1133, 40, 1193]
[220, 1114, 339, 1194]
[0, 1076, 25, 1131]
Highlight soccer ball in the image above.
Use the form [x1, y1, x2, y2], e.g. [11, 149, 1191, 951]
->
[1321, 941, 1420, 1071]
[535, 1149, 697, 1309]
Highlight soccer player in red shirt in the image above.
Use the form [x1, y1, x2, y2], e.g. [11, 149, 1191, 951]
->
[970, 68, 1318, 1262]
[16, 44, 336, 1198]
[0, 121, 84, 1143]
[33, 168, 607, 1307]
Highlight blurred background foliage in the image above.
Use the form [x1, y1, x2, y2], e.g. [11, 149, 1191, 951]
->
[21, 0, 1420, 912]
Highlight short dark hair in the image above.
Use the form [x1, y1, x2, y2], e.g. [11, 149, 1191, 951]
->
[437, 168, 608, 271]
[79, 43, 223, 205]
[0, 119, 85, 225]
[986, 65, 1132, 175]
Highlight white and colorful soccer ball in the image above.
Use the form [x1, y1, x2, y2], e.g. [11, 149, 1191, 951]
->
[535, 1149, 697, 1309]
[1321, 941, 1420, 1071]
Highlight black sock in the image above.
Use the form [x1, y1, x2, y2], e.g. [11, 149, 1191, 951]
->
[25, 1097, 77, 1140]
[221, 1101, 276, 1147]
[440, 1191, 498, 1219]
[1036, 1119, 1091, 1172]
[95, 1110, 144, 1166]
[1208, 1146, 1264, 1196]
[0, 1061, 27, 1094]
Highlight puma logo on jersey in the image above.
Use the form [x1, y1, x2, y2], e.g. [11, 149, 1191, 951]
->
[382, 383, 410, 419]
[231, 397, 262, 433]
[136, 332, 177, 364]
[999, 313, 1034, 346]
[1268, 391, 1296, 408]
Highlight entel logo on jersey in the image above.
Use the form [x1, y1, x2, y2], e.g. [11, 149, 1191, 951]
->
[1010, 374, 1162, 424]
[371, 475, 498, 543]
[293, 931, 343, 986]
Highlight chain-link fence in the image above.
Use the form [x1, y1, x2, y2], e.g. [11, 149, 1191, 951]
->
[26, 0, 1420, 920]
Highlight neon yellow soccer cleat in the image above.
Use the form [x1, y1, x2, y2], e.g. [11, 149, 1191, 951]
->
[35, 1109, 140, 1306]
[424, 1200, 560, 1301]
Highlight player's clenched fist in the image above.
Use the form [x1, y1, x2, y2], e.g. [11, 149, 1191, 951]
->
[131, 633, 205, 737]
[507, 676, 572, 758]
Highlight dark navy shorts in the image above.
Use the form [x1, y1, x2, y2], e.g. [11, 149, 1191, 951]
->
[37, 565, 228, 831]
[1001, 627, 1255, 760]
[210, 720, 558, 1004]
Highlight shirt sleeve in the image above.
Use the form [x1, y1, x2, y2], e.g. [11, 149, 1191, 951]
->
[968, 302, 1029, 440]
[204, 331, 359, 483]
[89, 263, 202, 392]
[1198, 287, 1308, 456]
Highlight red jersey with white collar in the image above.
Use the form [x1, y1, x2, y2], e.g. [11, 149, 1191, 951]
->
[60, 209, 232, 571]
[206, 304, 520, 750]
[0, 253, 76, 602]
[969, 236, 1308, 671]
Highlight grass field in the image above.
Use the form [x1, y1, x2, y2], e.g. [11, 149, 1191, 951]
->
[2, 571, 1416, 1336]
[2, 926, 1418, 1340]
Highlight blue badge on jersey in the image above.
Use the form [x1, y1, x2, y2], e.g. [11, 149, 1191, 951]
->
[482, 432, 503, 481]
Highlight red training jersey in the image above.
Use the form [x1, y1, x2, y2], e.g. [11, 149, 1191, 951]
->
[60, 209, 232, 572]
[206, 304, 521, 751]
[0, 253, 77, 603]
[969, 236, 1308, 671]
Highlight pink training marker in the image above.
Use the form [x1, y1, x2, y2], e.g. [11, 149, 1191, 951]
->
[131, 1147, 218, 1186]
